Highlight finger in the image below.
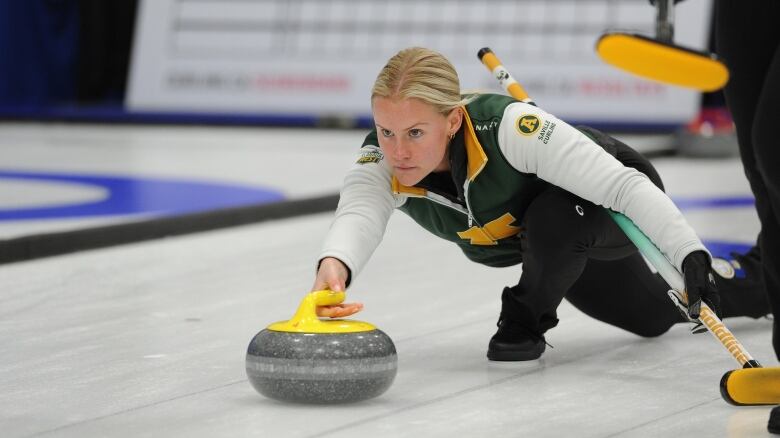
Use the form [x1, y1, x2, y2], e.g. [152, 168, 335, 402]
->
[311, 275, 330, 291]
[315, 305, 339, 317]
[330, 303, 363, 317]
[688, 300, 701, 319]
[687, 289, 702, 319]
[321, 307, 353, 318]
[316, 303, 363, 318]
[311, 279, 343, 293]
[345, 303, 363, 316]
[702, 292, 721, 316]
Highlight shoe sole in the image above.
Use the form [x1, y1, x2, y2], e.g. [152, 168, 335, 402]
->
[487, 347, 544, 362]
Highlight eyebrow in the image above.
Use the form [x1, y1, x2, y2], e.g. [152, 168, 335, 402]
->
[375, 122, 430, 131]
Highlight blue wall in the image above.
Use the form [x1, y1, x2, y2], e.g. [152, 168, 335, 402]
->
[0, 1, 79, 108]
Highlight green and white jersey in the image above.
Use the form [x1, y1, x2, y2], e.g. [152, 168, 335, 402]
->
[319, 94, 706, 279]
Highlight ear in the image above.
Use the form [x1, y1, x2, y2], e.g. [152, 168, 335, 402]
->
[447, 107, 463, 135]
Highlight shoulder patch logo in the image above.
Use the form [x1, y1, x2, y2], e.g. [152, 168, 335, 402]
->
[357, 149, 383, 164]
[516, 114, 541, 136]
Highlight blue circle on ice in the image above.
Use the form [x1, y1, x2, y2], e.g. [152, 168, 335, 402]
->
[0, 170, 285, 220]
[0, 172, 760, 261]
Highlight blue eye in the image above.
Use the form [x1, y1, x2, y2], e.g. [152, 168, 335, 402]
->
[409, 129, 423, 138]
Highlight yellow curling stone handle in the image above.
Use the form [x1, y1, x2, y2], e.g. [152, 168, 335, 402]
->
[267, 289, 376, 333]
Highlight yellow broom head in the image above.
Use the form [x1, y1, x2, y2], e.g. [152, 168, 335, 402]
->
[721, 367, 780, 405]
[596, 32, 729, 92]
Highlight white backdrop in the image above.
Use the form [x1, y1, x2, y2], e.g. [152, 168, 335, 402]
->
[127, 0, 713, 125]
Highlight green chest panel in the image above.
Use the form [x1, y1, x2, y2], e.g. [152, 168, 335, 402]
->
[396, 94, 549, 266]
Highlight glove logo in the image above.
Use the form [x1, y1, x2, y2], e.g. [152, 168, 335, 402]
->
[711, 257, 736, 279]
[516, 114, 541, 136]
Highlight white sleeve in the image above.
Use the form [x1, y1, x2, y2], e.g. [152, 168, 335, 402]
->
[497, 102, 707, 271]
[318, 145, 401, 280]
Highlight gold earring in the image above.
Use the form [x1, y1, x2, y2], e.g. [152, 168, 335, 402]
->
[449, 132, 455, 140]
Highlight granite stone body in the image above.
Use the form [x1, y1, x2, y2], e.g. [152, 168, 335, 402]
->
[246, 329, 397, 404]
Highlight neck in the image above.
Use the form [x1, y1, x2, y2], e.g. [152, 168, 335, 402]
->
[434, 145, 451, 172]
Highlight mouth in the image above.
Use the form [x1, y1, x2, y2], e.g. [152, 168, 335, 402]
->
[395, 165, 415, 171]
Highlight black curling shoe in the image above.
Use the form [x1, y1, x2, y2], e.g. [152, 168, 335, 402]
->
[768, 405, 780, 434]
[487, 319, 546, 361]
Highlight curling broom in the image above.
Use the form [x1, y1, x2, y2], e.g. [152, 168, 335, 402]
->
[595, 0, 728, 92]
[478, 46, 780, 405]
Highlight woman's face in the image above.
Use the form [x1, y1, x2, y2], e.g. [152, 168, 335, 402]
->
[372, 96, 462, 186]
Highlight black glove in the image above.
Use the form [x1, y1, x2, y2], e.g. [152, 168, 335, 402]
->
[681, 250, 720, 319]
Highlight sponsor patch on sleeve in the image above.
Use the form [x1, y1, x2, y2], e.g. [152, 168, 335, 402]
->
[356, 149, 384, 164]
[515, 114, 541, 136]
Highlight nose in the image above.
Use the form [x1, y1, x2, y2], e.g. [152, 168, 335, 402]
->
[391, 138, 412, 161]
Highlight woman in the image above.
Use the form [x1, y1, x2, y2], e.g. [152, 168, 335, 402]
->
[312, 47, 768, 361]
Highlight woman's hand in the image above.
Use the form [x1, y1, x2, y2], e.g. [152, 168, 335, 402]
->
[312, 257, 363, 318]
[682, 250, 721, 318]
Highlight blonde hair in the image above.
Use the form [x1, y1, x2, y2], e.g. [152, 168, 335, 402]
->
[372, 47, 475, 115]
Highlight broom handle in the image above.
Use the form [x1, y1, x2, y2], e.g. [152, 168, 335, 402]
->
[609, 212, 758, 368]
[478, 47, 759, 369]
[656, 0, 675, 43]
[477, 48, 534, 104]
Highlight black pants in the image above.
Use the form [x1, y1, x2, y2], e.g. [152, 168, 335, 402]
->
[502, 133, 770, 337]
[715, 0, 780, 359]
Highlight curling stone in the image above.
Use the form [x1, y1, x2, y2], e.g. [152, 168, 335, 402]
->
[246, 290, 397, 404]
